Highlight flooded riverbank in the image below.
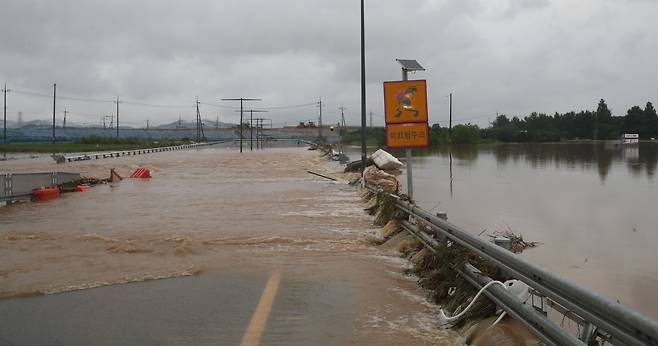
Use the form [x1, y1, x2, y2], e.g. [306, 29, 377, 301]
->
[0, 146, 462, 345]
[380, 142, 658, 321]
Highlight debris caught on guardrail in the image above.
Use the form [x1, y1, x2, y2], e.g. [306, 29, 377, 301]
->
[57, 177, 106, 193]
[487, 229, 540, 254]
[361, 188, 405, 226]
[344, 158, 375, 172]
[370, 149, 403, 170]
[361, 185, 518, 337]
[363, 166, 398, 193]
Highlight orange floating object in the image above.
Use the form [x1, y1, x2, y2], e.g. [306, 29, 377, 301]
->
[74, 185, 92, 192]
[33, 187, 60, 201]
[129, 167, 152, 179]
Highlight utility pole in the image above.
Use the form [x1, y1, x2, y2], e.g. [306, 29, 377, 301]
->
[216, 113, 219, 130]
[196, 98, 200, 141]
[449, 93, 453, 135]
[63, 108, 68, 129]
[52, 83, 56, 144]
[2, 83, 9, 144]
[360, 0, 367, 170]
[195, 98, 205, 142]
[254, 118, 267, 149]
[236, 109, 267, 151]
[222, 98, 261, 153]
[339, 105, 347, 128]
[114, 97, 122, 138]
[146, 119, 150, 130]
[369, 111, 373, 129]
[317, 98, 324, 139]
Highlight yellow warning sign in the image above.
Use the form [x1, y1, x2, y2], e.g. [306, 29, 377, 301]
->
[386, 123, 429, 148]
[383, 80, 428, 124]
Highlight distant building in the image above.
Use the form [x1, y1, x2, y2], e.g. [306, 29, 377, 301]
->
[621, 133, 639, 145]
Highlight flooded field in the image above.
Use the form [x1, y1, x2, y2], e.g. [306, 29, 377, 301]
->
[385, 142, 658, 321]
[0, 145, 461, 345]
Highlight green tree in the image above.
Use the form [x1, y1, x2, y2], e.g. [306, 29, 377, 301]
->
[596, 99, 612, 120]
[450, 124, 480, 144]
[645, 102, 658, 136]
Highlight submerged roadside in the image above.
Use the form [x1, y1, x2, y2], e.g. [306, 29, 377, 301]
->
[0, 146, 463, 345]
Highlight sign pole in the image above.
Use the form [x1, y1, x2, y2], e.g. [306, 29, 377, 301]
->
[385, 59, 427, 202]
[401, 69, 414, 201]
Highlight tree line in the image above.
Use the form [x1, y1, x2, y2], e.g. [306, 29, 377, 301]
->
[343, 99, 657, 147]
[480, 99, 657, 142]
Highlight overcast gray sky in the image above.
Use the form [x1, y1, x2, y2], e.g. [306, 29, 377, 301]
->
[1, 0, 656, 128]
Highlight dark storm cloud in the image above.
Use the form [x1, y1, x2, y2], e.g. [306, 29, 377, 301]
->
[0, 0, 656, 127]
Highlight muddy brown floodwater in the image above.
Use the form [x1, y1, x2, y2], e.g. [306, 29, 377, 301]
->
[0, 146, 463, 345]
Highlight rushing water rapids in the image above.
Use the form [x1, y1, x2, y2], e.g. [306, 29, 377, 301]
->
[0, 146, 463, 345]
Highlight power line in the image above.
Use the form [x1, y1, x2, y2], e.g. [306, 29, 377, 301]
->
[12, 89, 114, 103]
[197, 101, 240, 109]
[122, 101, 193, 109]
[253, 102, 315, 110]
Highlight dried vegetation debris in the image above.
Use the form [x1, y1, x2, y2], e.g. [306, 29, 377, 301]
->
[487, 229, 540, 254]
[361, 189, 508, 331]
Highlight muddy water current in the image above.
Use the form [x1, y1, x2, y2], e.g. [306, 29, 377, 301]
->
[0, 146, 461, 345]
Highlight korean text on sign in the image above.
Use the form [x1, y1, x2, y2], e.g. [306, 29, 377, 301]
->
[386, 123, 429, 148]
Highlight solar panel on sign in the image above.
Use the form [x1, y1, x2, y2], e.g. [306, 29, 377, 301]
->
[396, 59, 425, 71]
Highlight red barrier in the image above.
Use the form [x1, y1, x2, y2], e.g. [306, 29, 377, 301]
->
[33, 187, 61, 201]
[129, 167, 152, 179]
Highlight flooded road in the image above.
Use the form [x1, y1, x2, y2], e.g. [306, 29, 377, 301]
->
[0, 146, 461, 345]
[385, 142, 658, 321]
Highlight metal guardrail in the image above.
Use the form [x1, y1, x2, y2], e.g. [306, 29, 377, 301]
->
[1, 172, 81, 202]
[54, 141, 227, 163]
[368, 186, 658, 345]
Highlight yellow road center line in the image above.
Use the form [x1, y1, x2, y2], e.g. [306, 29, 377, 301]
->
[240, 270, 283, 346]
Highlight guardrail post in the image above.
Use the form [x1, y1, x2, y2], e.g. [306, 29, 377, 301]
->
[435, 212, 448, 244]
[4, 174, 12, 197]
[580, 323, 597, 343]
[530, 288, 548, 316]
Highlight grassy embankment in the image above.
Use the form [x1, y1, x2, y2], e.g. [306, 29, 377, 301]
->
[0, 136, 191, 153]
